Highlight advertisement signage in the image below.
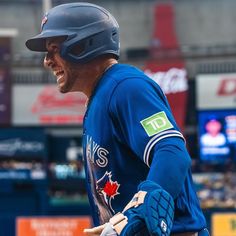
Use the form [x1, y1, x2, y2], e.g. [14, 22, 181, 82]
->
[0, 67, 11, 125]
[0, 37, 11, 65]
[212, 213, 236, 236]
[13, 84, 87, 126]
[0, 37, 12, 125]
[16, 217, 92, 236]
[144, 3, 188, 132]
[144, 65, 188, 133]
[0, 129, 46, 157]
[198, 110, 236, 164]
[196, 73, 236, 110]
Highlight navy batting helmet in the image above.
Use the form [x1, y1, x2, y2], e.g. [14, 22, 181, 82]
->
[25, 2, 120, 63]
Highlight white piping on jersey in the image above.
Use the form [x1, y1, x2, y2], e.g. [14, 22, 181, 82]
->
[143, 130, 185, 167]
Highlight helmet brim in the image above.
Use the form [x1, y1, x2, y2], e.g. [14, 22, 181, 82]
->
[25, 30, 69, 52]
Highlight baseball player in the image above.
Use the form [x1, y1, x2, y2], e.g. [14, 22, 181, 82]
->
[26, 3, 210, 236]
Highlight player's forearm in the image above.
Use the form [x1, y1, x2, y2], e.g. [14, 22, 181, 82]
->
[147, 137, 191, 199]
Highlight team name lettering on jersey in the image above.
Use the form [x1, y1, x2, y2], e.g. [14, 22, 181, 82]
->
[86, 135, 109, 167]
[140, 111, 173, 137]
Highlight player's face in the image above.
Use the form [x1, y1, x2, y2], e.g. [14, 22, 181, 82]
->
[206, 120, 221, 136]
[44, 37, 87, 93]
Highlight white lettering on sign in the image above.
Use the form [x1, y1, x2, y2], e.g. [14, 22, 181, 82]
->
[0, 138, 44, 156]
[144, 68, 188, 94]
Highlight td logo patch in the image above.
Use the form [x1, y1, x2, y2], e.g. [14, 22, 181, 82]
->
[140, 111, 173, 137]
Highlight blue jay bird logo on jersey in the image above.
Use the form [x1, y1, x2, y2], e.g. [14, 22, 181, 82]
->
[96, 171, 120, 213]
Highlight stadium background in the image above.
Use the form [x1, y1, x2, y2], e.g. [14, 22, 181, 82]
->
[0, 0, 236, 235]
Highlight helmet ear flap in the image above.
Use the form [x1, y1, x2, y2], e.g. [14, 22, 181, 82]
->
[111, 29, 119, 42]
[60, 36, 89, 63]
[67, 41, 86, 58]
[60, 31, 109, 63]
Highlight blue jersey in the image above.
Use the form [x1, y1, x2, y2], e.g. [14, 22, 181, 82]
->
[83, 64, 206, 233]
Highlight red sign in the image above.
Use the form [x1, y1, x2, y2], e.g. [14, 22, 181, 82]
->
[31, 86, 87, 124]
[16, 216, 92, 236]
[217, 78, 236, 96]
[145, 3, 188, 132]
[13, 85, 87, 125]
[144, 64, 188, 132]
[151, 3, 179, 50]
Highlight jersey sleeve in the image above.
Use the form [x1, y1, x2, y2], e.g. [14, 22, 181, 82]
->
[108, 76, 185, 167]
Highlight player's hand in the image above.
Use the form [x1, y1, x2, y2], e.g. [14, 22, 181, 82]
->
[103, 180, 174, 236]
[100, 222, 118, 236]
[83, 224, 106, 236]
[100, 212, 146, 236]
[120, 180, 175, 236]
[84, 212, 146, 236]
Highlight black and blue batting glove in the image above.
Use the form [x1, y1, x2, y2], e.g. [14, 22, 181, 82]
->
[100, 180, 174, 236]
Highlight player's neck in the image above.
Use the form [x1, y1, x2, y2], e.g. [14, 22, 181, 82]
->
[89, 58, 117, 94]
[86, 58, 117, 99]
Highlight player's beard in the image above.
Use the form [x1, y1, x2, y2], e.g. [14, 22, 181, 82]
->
[57, 64, 78, 93]
[57, 75, 73, 93]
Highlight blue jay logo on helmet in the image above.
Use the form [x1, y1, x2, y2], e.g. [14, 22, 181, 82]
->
[25, 3, 120, 63]
[41, 14, 48, 31]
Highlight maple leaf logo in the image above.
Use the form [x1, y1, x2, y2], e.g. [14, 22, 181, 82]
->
[103, 180, 119, 197]
[96, 171, 120, 213]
